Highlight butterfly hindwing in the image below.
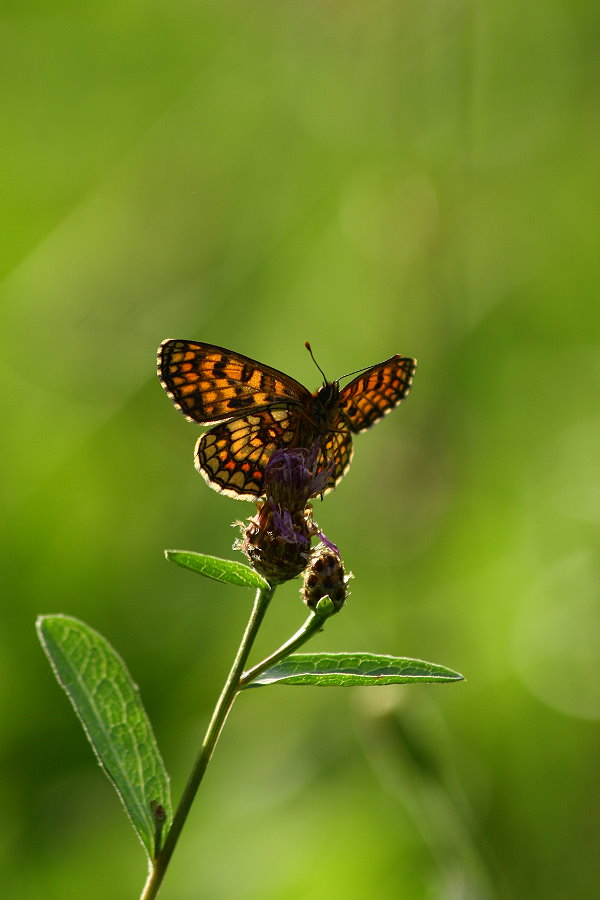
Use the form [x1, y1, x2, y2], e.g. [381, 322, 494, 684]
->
[158, 339, 310, 425]
[317, 424, 354, 494]
[195, 407, 299, 499]
[339, 355, 416, 434]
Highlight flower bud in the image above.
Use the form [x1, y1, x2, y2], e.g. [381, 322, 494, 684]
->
[302, 546, 349, 613]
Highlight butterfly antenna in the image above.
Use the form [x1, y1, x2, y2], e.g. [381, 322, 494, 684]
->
[305, 341, 328, 383]
[338, 362, 377, 381]
[338, 358, 386, 381]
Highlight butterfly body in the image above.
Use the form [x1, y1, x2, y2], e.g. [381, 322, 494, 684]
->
[158, 340, 416, 500]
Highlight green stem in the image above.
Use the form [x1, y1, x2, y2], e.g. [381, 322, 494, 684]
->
[140, 581, 275, 900]
[239, 606, 330, 688]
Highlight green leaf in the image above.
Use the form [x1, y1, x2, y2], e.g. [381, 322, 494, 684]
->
[165, 549, 269, 590]
[246, 652, 464, 687]
[36, 615, 171, 860]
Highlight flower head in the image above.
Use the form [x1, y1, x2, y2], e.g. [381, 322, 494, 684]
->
[236, 445, 332, 584]
[264, 444, 332, 508]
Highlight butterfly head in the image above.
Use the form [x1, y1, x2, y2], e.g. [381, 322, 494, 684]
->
[314, 380, 340, 405]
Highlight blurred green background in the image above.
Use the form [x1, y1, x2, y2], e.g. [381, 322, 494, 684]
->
[2, 1, 598, 898]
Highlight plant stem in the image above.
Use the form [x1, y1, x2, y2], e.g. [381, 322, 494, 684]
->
[239, 609, 328, 688]
[140, 581, 275, 900]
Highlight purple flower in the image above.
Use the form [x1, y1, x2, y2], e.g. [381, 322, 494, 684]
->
[236, 444, 337, 584]
[264, 444, 333, 509]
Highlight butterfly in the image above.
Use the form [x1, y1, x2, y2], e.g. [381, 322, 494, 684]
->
[158, 340, 416, 501]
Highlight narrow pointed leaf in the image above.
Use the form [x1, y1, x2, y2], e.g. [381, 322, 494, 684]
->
[246, 652, 464, 687]
[36, 615, 171, 860]
[165, 549, 269, 590]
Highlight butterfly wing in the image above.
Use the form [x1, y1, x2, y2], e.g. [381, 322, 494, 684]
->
[158, 339, 310, 424]
[317, 427, 354, 495]
[196, 407, 299, 499]
[339, 355, 416, 433]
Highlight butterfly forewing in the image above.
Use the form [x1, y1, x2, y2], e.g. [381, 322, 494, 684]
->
[158, 339, 309, 425]
[340, 355, 416, 434]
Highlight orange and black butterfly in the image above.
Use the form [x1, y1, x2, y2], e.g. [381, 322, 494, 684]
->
[158, 340, 416, 500]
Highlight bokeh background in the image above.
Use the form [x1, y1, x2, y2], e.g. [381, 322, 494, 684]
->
[2, 2, 598, 898]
